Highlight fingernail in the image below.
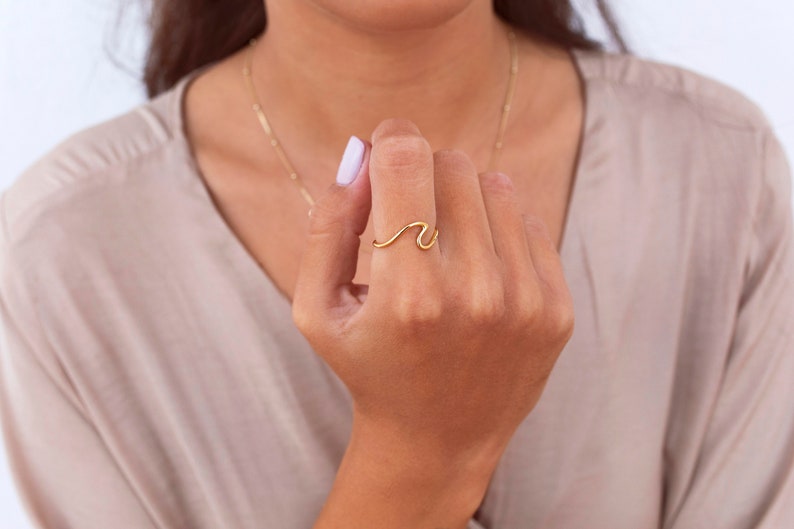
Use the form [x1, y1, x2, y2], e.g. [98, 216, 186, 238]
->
[336, 136, 365, 186]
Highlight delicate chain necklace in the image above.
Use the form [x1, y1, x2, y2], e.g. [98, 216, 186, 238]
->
[242, 29, 518, 210]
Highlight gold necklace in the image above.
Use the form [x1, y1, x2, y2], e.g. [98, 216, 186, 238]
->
[242, 29, 519, 210]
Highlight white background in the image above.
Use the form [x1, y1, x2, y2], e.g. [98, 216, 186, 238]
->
[1, 0, 793, 526]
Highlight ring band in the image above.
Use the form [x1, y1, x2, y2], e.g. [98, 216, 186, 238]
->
[372, 221, 439, 250]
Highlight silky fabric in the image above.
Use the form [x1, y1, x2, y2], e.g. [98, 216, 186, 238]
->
[0, 47, 792, 529]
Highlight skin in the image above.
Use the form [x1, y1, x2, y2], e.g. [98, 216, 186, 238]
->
[183, 0, 583, 526]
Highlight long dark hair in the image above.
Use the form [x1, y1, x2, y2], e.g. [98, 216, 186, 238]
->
[142, 0, 626, 99]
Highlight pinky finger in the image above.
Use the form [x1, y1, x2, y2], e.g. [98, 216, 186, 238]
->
[522, 214, 572, 307]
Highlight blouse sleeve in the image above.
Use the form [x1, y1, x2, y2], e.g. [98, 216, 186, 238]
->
[663, 128, 794, 527]
[0, 213, 158, 528]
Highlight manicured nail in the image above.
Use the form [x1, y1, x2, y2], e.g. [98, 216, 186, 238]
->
[336, 136, 365, 186]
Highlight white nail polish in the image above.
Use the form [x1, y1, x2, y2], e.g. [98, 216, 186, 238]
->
[336, 136, 365, 186]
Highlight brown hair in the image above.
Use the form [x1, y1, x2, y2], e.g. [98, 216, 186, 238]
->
[142, 0, 627, 99]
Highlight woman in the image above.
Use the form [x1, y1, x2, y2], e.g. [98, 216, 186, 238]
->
[0, 0, 791, 527]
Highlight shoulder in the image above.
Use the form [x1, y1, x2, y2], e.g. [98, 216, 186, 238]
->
[0, 74, 199, 304]
[573, 49, 771, 133]
[574, 49, 789, 222]
[0, 79, 189, 250]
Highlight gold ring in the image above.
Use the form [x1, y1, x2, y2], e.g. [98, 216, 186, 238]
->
[372, 221, 439, 250]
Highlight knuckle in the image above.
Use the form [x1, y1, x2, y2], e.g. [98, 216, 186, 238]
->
[460, 273, 505, 324]
[547, 294, 576, 340]
[394, 298, 445, 327]
[468, 294, 505, 324]
[479, 171, 516, 196]
[291, 302, 318, 337]
[508, 279, 541, 319]
[523, 214, 553, 244]
[371, 118, 422, 141]
[372, 134, 433, 171]
[305, 185, 358, 233]
[393, 284, 445, 325]
[434, 149, 477, 175]
[306, 201, 341, 235]
[514, 293, 544, 324]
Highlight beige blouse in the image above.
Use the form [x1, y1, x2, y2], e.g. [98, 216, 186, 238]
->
[0, 47, 792, 529]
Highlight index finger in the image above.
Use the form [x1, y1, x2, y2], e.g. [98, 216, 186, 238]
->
[368, 119, 441, 285]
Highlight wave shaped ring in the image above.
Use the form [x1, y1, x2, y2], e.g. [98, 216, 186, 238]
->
[372, 221, 439, 250]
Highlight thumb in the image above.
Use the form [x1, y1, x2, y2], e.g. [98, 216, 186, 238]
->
[293, 136, 372, 326]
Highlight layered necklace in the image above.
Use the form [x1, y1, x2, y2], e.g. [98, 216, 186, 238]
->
[242, 29, 519, 213]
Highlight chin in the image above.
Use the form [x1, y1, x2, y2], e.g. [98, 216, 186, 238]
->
[307, 0, 481, 32]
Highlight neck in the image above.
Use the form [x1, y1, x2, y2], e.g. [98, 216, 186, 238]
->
[251, 1, 515, 170]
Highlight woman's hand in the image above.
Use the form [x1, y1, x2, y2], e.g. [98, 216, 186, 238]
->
[292, 118, 574, 528]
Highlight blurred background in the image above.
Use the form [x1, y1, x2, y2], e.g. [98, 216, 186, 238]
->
[0, 0, 792, 526]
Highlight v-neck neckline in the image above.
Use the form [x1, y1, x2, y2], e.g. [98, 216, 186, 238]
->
[168, 46, 605, 311]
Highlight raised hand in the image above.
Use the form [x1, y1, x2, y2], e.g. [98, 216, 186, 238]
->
[293, 118, 574, 529]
